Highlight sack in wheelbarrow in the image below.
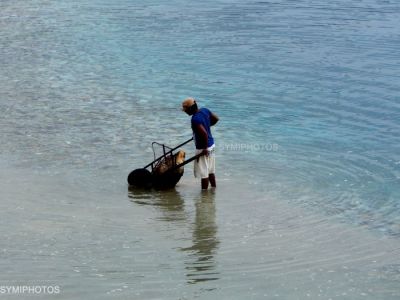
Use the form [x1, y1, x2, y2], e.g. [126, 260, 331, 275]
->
[152, 150, 186, 189]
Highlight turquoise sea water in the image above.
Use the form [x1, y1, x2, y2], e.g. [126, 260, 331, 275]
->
[1, 0, 400, 299]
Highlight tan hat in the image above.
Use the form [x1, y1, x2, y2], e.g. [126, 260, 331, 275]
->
[182, 97, 196, 111]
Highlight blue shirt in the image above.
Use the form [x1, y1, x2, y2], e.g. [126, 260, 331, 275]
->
[191, 108, 215, 149]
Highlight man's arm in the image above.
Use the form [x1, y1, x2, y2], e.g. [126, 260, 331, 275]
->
[193, 123, 208, 149]
[210, 112, 219, 126]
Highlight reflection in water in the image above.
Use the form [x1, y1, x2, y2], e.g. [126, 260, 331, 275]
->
[182, 190, 220, 284]
[128, 187, 219, 284]
[128, 187, 187, 222]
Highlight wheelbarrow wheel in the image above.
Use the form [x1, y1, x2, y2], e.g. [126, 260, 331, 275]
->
[127, 168, 153, 188]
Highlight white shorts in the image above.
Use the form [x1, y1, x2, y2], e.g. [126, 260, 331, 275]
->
[194, 145, 216, 179]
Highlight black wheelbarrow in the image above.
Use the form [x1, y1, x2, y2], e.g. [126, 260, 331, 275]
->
[127, 137, 203, 189]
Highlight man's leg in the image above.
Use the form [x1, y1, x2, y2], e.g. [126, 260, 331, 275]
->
[201, 178, 209, 190]
[209, 173, 216, 188]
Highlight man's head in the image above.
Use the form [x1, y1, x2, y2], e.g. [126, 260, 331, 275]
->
[182, 97, 198, 115]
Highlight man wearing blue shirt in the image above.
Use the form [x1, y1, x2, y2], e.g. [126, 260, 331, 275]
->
[182, 98, 219, 190]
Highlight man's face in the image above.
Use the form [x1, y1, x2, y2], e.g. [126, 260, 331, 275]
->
[183, 107, 192, 115]
[183, 103, 196, 115]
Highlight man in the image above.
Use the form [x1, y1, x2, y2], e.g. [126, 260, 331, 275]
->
[182, 98, 219, 190]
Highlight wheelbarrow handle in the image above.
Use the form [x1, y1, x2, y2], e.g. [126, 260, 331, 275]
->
[166, 152, 205, 173]
[171, 137, 194, 152]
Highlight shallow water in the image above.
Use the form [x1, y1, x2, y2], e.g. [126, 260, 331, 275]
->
[1, 0, 400, 299]
[1, 165, 399, 299]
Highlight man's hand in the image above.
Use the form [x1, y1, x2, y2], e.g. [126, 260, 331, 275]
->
[197, 149, 209, 162]
[201, 149, 209, 157]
